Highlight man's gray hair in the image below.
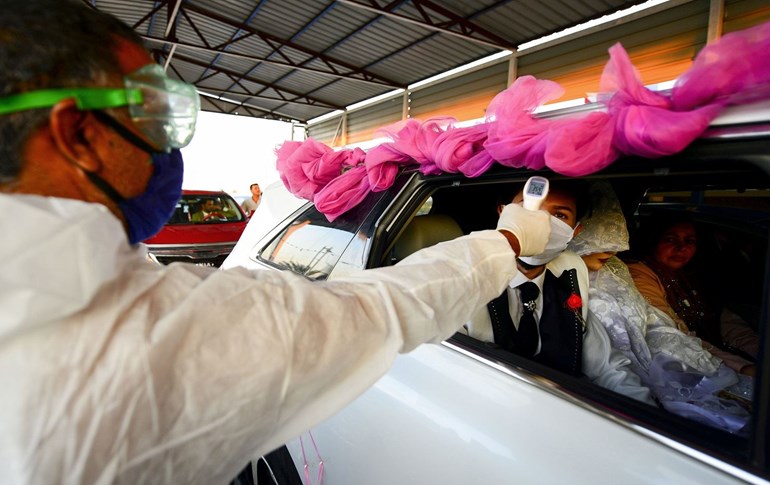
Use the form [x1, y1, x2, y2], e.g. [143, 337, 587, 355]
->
[0, 0, 143, 182]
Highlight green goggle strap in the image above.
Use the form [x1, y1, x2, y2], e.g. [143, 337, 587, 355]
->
[0, 88, 143, 115]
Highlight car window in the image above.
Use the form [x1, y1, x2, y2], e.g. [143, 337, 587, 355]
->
[416, 196, 433, 215]
[257, 206, 361, 280]
[369, 159, 768, 473]
[169, 194, 245, 224]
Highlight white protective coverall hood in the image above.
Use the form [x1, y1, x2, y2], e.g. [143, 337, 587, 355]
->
[0, 193, 521, 484]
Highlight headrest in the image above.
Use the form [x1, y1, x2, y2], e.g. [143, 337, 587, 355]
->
[393, 214, 464, 262]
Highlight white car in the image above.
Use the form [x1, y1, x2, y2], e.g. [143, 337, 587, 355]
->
[225, 102, 770, 484]
[223, 180, 308, 272]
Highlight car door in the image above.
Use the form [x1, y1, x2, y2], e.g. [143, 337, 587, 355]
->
[236, 135, 769, 483]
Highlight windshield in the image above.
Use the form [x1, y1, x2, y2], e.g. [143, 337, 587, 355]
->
[167, 193, 245, 224]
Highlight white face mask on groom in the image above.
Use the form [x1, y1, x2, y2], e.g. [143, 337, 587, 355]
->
[518, 215, 576, 266]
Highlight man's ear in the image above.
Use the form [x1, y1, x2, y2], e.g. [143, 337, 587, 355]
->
[49, 99, 102, 173]
[573, 223, 583, 237]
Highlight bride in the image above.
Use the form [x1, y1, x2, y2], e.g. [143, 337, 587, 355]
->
[567, 181, 751, 434]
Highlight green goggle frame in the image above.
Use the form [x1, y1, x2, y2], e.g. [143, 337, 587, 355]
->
[0, 64, 199, 149]
[0, 88, 144, 114]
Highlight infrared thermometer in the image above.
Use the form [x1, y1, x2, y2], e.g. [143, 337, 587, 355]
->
[522, 176, 549, 211]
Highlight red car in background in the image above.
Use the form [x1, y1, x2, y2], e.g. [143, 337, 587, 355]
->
[144, 190, 248, 267]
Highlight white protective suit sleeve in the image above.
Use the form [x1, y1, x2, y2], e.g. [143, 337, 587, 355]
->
[0, 194, 521, 485]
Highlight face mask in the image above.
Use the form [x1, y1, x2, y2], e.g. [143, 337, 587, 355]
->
[118, 149, 184, 244]
[79, 109, 185, 244]
[518, 215, 576, 266]
[84, 149, 184, 244]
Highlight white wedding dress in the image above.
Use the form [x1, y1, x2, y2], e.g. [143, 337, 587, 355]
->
[569, 182, 751, 434]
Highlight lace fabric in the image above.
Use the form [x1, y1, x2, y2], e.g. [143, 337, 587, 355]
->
[569, 181, 630, 256]
[570, 183, 750, 434]
[591, 258, 722, 375]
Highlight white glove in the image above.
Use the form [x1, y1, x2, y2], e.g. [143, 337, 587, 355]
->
[496, 203, 551, 256]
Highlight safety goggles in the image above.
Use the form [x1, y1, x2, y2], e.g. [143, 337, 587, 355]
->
[0, 64, 200, 150]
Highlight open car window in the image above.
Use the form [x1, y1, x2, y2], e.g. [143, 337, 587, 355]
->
[371, 155, 768, 476]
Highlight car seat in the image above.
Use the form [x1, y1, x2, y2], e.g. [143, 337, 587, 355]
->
[392, 214, 464, 262]
[169, 206, 190, 224]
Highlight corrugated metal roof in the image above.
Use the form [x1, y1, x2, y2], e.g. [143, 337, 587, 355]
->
[87, 0, 649, 122]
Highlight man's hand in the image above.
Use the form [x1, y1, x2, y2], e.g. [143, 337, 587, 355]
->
[496, 203, 551, 256]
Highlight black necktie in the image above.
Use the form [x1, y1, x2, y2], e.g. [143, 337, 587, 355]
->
[517, 282, 540, 357]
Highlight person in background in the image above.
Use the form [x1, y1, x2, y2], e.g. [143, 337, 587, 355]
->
[0, 1, 552, 482]
[191, 197, 226, 221]
[627, 215, 759, 376]
[464, 181, 653, 404]
[241, 182, 262, 215]
[569, 182, 750, 434]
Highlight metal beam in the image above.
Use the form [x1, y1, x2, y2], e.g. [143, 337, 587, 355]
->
[167, 53, 345, 110]
[338, 0, 516, 50]
[140, 35, 395, 88]
[179, 2, 404, 88]
[161, 0, 182, 73]
[199, 92, 299, 121]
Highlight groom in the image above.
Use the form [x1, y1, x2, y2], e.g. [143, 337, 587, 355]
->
[464, 180, 653, 403]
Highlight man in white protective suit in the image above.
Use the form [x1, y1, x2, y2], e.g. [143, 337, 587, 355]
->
[0, 1, 553, 483]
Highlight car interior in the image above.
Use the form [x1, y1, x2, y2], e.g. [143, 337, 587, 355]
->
[373, 155, 769, 474]
[168, 195, 245, 224]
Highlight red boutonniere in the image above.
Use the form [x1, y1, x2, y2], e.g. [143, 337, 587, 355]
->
[566, 293, 582, 311]
[565, 293, 586, 332]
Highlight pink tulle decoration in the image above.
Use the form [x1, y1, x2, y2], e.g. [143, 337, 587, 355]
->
[613, 103, 723, 157]
[363, 117, 455, 187]
[432, 123, 489, 174]
[364, 144, 413, 192]
[600, 44, 669, 109]
[601, 43, 724, 158]
[545, 112, 618, 176]
[275, 138, 365, 201]
[377, 118, 455, 165]
[457, 150, 496, 178]
[274, 20, 770, 221]
[314, 166, 371, 222]
[672, 21, 770, 110]
[484, 76, 563, 169]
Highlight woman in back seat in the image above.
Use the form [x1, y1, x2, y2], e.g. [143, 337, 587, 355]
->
[626, 215, 759, 376]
